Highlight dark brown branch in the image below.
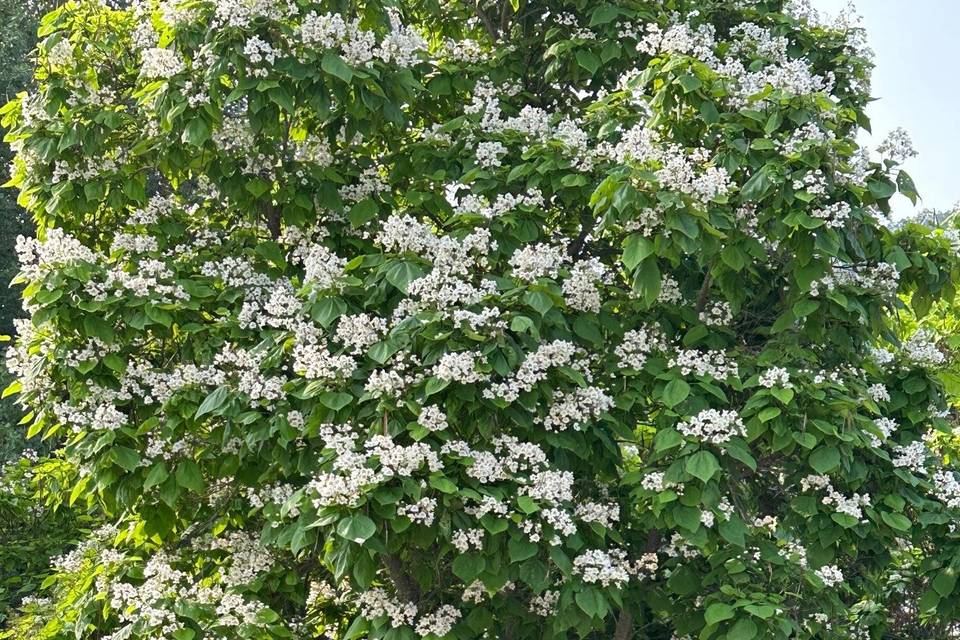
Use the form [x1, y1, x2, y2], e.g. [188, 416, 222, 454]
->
[568, 213, 597, 260]
[382, 554, 421, 604]
[474, 2, 499, 41]
[264, 202, 281, 240]
[613, 610, 634, 640]
[499, 0, 513, 36]
[695, 271, 713, 312]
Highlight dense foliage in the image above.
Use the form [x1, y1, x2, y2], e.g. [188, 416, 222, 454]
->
[4, 0, 960, 638]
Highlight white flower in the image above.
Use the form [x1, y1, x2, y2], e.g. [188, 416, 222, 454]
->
[141, 47, 185, 78]
[678, 409, 746, 445]
[814, 565, 844, 587]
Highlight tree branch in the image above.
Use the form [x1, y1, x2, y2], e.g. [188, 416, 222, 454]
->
[382, 554, 421, 604]
[474, 2, 499, 41]
[613, 610, 634, 640]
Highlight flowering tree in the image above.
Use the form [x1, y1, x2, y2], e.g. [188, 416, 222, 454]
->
[4, 0, 960, 638]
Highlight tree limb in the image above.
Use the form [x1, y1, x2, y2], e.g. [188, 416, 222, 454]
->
[613, 610, 634, 640]
[474, 2, 499, 41]
[382, 554, 421, 604]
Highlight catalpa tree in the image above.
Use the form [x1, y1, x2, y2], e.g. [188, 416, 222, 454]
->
[4, 0, 960, 638]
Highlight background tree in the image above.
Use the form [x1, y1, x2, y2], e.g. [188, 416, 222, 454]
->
[3, 1, 960, 639]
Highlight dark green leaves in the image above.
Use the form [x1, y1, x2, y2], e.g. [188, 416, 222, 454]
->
[662, 379, 690, 408]
[686, 450, 720, 482]
[195, 386, 230, 418]
[321, 52, 353, 83]
[337, 514, 376, 544]
[808, 446, 840, 473]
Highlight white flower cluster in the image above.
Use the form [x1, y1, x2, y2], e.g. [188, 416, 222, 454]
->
[758, 367, 791, 389]
[299, 11, 426, 68]
[616, 325, 667, 370]
[417, 405, 448, 432]
[415, 605, 462, 638]
[451, 528, 484, 552]
[509, 242, 567, 282]
[877, 127, 918, 163]
[810, 262, 900, 299]
[869, 417, 898, 447]
[867, 383, 890, 403]
[611, 125, 733, 204]
[307, 424, 442, 507]
[699, 301, 733, 327]
[572, 548, 655, 587]
[677, 409, 746, 445]
[801, 475, 871, 521]
[141, 47, 185, 78]
[563, 258, 610, 312]
[451, 188, 544, 220]
[484, 340, 581, 403]
[335, 313, 387, 354]
[528, 589, 560, 616]
[539, 386, 614, 432]
[932, 470, 960, 509]
[638, 19, 835, 108]
[475, 140, 506, 168]
[434, 351, 486, 384]
[901, 330, 946, 367]
[397, 497, 438, 526]
[669, 349, 739, 380]
[814, 564, 845, 587]
[811, 201, 852, 229]
[892, 441, 928, 475]
[16, 230, 97, 279]
[574, 501, 620, 528]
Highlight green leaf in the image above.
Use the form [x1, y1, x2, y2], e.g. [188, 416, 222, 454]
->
[348, 198, 378, 227]
[452, 553, 485, 581]
[110, 446, 140, 471]
[320, 392, 353, 411]
[575, 50, 600, 75]
[312, 297, 347, 327]
[175, 459, 204, 492]
[809, 446, 840, 473]
[897, 169, 919, 204]
[144, 462, 169, 489]
[792, 299, 820, 318]
[741, 164, 776, 201]
[677, 74, 702, 93]
[428, 475, 458, 494]
[933, 569, 957, 597]
[2, 379, 22, 399]
[509, 538, 539, 563]
[868, 178, 897, 199]
[654, 428, 684, 452]
[589, 4, 619, 26]
[524, 290, 554, 316]
[183, 118, 210, 147]
[632, 258, 661, 306]
[575, 588, 604, 617]
[686, 450, 720, 482]
[424, 377, 450, 397]
[662, 379, 690, 408]
[727, 617, 758, 640]
[196, 386, 230, 418]
[622, 234, 654, 270]
[83, 315, 115, 342]
[336, 514, 376, 544]
[705, 603, 735, 625]
[322, 52, 353, 83]
[384, 260, 424, 293]
[880, 511, 911, 532]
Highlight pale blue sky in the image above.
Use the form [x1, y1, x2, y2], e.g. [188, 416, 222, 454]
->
[812, 0, 959, 216]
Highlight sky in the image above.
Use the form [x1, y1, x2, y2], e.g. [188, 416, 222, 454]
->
[811, 0, 960, 217]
